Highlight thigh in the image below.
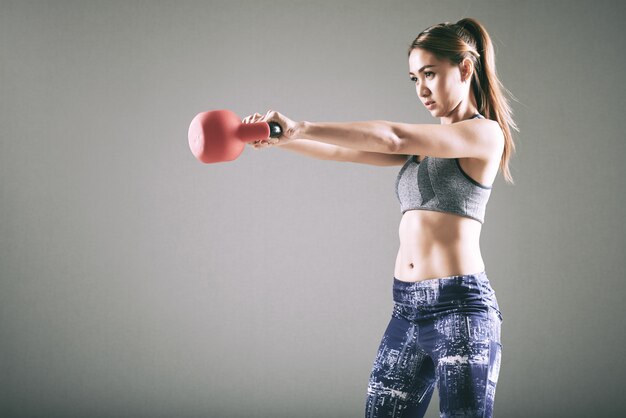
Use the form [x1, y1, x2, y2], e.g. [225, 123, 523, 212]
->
[365, 313, 437, 418]
[431, 310, 502, 418]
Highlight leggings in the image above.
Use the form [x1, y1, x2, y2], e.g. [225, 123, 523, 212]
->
[364, 271, 503, 418]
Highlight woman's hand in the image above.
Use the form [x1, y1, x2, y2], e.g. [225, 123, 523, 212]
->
[241, 110, 300, 149]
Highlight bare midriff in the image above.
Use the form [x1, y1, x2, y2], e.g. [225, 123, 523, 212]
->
[393, 209, 485, 282]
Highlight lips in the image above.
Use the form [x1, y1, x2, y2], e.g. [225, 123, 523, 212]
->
[424, 101, 435, 106]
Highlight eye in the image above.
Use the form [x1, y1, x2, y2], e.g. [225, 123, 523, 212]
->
[409, 72, 435, 83]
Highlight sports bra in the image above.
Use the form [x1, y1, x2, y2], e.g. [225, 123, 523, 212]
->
[394, 113, 493, 224]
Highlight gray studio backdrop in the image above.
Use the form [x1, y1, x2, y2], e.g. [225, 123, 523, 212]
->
[2, 0, 625, 417]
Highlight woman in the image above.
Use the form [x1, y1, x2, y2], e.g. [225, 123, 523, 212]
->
[243, 17, 517, 418]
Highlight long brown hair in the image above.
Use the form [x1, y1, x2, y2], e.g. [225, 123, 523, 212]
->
[408, 18, 518, 184]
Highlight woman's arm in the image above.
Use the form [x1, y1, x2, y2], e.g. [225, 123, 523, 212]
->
[296, 120, 398, 153]
[276, 139, 342, 160]
[294, 118, 501, 160]
[245, 112, 404, 164]
[275, 139, 408, 166]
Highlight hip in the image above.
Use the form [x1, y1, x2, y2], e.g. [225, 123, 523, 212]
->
[391, 270, 503, 323]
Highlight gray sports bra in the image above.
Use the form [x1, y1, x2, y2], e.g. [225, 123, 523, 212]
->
[394, 113, 493, 224]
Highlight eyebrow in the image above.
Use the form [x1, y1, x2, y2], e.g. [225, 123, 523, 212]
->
[409, 65, 437, 75]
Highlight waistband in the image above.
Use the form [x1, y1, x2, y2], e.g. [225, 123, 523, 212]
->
[392, 270, 496, 307]
[394, 270, 488, 290]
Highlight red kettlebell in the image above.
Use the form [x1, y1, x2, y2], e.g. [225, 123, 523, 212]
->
[188, 109, 283, 163]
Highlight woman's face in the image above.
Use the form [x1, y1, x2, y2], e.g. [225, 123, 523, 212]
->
[408, 48, 471, 118]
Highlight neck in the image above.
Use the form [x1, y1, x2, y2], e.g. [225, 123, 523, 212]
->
[440, 95, 479, 125]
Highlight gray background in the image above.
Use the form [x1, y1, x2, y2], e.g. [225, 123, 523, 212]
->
[1, 0, 624, 417]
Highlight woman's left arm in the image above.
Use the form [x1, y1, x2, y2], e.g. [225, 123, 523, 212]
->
[388, 119, 503, 159]
[262, 109, 501, 159]
[296, 118, 502, 159]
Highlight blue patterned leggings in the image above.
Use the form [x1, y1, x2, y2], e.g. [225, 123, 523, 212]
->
[365, 271, 503, 418]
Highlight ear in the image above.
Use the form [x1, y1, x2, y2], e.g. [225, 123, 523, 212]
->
[459, 58, 473, 82]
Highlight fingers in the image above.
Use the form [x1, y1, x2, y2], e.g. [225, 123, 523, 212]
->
[252, 139, 272, 149]
[242, 113, 262, 124]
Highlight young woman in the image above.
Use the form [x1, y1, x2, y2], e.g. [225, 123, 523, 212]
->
[243, 17, 517, 418]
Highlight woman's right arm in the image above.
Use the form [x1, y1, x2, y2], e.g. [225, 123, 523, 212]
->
[275, 139, 340, 160]
[243, 114, 408, 166]
[277, 140, 408, 166]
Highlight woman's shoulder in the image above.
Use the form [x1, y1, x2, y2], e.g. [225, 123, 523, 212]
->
[468, 117, 504, 159]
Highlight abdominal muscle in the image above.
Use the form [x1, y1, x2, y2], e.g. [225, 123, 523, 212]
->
[394, 209, 485, 282]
